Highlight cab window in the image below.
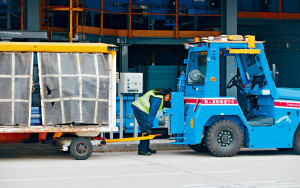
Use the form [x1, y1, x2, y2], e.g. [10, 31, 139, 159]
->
[187, 51, 207, 86]
[241, 54, 263, 80]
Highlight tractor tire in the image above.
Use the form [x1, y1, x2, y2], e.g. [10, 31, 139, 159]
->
[188, 141, 208, 152]
[293, 126, 300, 154]
[205, 120, 243, 157]
[70, 137, 93, 160]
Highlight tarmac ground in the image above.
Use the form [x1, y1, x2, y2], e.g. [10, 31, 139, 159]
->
[0, 140, 300, 188]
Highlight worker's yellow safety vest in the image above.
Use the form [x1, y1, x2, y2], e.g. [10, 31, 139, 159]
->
[132, 90, 164, 115]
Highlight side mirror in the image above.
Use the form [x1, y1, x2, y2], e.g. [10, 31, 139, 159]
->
[189, 69, 202, 82]
[272, 64, 279, 81]
[184, 59, 188, 64]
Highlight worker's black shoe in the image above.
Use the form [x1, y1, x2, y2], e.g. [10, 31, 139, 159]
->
[42, 139, 54, 144]
[138, 150, 151, 156]
[23, 133, 39, 144]
[148, 148, 157, 154]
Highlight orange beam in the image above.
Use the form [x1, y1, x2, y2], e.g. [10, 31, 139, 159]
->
[41, 26, 68, 32]
[238, 11, 300, 20]
[100, 0, 103, 36]
[82, 0, 84, 42]
[69, 0, 73, 42]
[21, 0, 24, 30]
[46, 0, 50, 39]
[179, 31, 220, 38]
[279, 0, 282, 20]
[282, 13, 300, 19]
[76, 0, 79, 34]
[237, 11, 280, 19]
[128, 0, 132, 38]
[77, 26, 221, 38]
[175, 0, 178, 38]
[48, 7, 83, 11]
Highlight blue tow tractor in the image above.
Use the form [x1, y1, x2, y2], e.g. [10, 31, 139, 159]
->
[163, 35, 300, 157]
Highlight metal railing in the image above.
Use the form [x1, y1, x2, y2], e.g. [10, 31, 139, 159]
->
[39, 0, 222, 42]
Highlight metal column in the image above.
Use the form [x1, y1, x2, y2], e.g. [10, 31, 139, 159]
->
[133, 93, 139, 137]
[120, 44, 129, 72]
[221, 0, 237, 98]
[119, 94, 124, 138]
[25, 0, 40, 31]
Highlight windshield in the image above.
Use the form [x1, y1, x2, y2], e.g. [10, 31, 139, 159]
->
[187, 51, 207, 86]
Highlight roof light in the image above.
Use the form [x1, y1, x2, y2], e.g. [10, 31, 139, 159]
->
[228, 35, 244, 41]
[194, 37, 200, 42]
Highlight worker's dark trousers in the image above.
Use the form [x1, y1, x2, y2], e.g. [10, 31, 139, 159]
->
[132, 105, 150, 152]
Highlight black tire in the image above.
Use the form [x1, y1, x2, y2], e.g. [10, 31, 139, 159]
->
[293, 126, 300, 154]
[188, 142, 208, 152]
[69, 137, 93, 160]
[205, 120, 243, 157]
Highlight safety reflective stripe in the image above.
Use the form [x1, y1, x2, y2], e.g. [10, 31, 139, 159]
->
[133, 90, 164, 114]
[134, 101, 147, 114]
[141, 96, 150, 108]
[135, 91, 153, 113]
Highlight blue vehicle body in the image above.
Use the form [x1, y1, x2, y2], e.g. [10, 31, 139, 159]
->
[166, 36, 300, 154]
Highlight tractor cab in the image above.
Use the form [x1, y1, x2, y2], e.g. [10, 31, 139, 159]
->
[178, 35, 278, 123]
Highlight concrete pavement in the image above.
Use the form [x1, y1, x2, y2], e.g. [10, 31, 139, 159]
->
[0, 148, 300, 188]
[0, 139, 189, 154]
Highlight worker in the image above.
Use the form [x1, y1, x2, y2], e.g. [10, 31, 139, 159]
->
[131, 88, 171, 156]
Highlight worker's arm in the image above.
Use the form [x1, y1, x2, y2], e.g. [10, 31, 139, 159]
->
[164, 101, 171, 108]
[146, 96, 162, 129]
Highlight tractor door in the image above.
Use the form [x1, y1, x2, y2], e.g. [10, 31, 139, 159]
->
[185, 51, 207, 97]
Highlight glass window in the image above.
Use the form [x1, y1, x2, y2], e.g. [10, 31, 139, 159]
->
[241, 54, 263, 79]
[187, 51, 207, 85]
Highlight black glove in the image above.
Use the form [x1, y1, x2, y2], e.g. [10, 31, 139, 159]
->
[145, 127, 152, 135]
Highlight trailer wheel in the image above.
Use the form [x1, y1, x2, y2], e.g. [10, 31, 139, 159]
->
[205, 120, 243, 157]
[293, 127, 300, 154]
[70, 137, 93, 160]
[188, 142, 208, 152]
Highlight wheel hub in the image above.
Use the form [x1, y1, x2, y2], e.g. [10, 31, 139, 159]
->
[76, 143, 87, 154]
[217, 130, 234, 147]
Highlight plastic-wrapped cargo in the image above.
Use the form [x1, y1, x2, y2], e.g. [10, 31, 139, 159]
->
[0, 42, 117, 135]
[0, 52, 33, 126]
[38, 53, 111, 126]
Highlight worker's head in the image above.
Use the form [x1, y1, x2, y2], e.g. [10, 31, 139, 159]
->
[153, 88, 171, 102]
[164, 94, 171, 102]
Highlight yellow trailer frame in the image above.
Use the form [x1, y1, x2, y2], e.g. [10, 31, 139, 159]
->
[0, 42, 117, 134]
[0, 42, 117, 54]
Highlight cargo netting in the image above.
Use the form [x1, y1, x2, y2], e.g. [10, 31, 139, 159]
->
[38, 53, 110, 126]
[0, 52, 33, 126]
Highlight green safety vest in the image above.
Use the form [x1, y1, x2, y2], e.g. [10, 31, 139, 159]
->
[132, 90, 164, 115]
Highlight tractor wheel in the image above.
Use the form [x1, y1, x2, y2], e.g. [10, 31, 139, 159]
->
[70, 137, 93, 160]
[205, 120, 243, 157]
[293, 126, 300, 154]
[188, 141, 208, 152]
